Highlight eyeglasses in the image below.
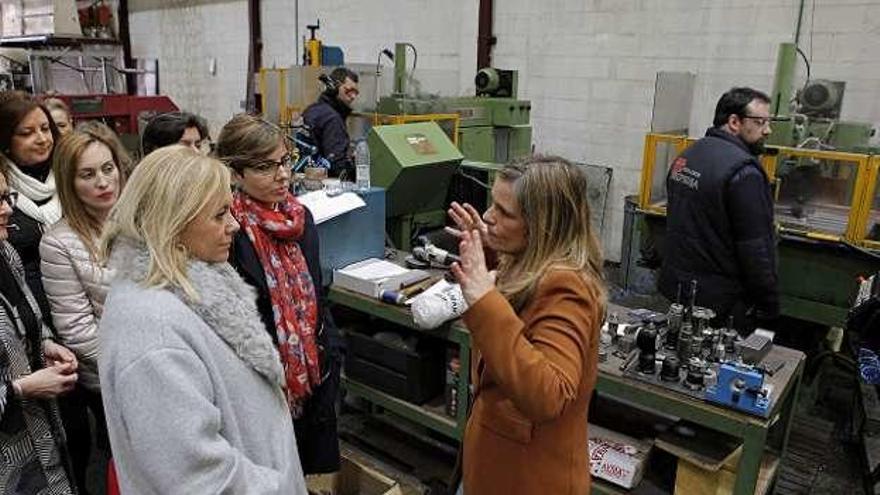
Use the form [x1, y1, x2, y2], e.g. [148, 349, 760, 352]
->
[0, 191, 18, 208]
[248, 154, 293, 177]
[740, 115, 772, 127]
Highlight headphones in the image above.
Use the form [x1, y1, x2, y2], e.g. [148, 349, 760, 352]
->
[319, 73, 341, 97]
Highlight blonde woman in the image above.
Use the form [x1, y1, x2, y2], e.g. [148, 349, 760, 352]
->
[98, 146, 307, 494]
[41, 130, 126, 392]
[38, 129, 127, 474]
[75, 121, 134, 177]
[43, 98, 73, 137]
[448, 156, 606, 495]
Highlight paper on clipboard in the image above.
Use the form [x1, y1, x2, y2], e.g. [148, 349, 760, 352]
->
[297, 190, 366, 224]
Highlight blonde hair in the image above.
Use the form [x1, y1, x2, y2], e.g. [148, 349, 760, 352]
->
[76, 120, 134, 176]
[99, 145, 231, 300]
[215, 113, 292, 171]
[54, 131, 127, 259]
[495, 156, 606, 310]
[42, 97, 71, 116]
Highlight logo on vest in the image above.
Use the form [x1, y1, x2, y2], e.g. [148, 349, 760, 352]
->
[669, 157, 700, 190]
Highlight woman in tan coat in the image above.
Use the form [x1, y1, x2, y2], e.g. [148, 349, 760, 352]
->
[448, 156, 606, 495]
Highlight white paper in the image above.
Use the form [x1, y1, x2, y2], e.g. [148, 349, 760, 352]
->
[339, 259, 410, 280]
[297, 190, 366, 224]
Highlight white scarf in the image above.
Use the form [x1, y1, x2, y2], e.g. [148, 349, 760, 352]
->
[5, 159, 62, 226]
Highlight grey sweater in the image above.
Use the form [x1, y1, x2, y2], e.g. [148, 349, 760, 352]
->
[99, 238, 307, 494]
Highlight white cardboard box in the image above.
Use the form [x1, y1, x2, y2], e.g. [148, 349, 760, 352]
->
[333, 258, 429, 299]
[589, 424, 653, 489]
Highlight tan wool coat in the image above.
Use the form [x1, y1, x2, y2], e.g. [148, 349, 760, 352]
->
[461, 269, 604, 495]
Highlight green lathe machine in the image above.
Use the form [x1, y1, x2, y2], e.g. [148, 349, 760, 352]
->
[367, 42, 533, 250]
[376, 43, 532, 164]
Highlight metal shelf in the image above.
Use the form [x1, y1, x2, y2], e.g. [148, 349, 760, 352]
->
[0, 34, 120, 48]
[342, 376, 459, 441]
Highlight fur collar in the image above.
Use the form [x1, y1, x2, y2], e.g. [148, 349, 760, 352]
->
[108, 237, 285, 388]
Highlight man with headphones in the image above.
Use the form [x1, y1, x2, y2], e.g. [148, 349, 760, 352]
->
[302, 67, 360, 179]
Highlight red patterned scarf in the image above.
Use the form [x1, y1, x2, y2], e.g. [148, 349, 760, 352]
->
[231, 191, 320, 416]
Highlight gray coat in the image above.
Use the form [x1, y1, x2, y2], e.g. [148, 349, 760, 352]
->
[99, 238, 307, 495]
[0, 241, 73, 495]
[39, 219, 113, 390]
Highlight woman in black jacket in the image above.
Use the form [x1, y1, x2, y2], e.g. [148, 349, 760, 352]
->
[218, 113, 342, 475]
[0, 160, 77, 495]
[0, 92, 96, 494]
[0, 92, 61, 320]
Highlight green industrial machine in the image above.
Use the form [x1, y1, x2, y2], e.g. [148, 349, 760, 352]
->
[368, 121, 464, 250]
[769, 42, 877, 153]
[624, 42, 880, 327]
[376, 43, 532, 164]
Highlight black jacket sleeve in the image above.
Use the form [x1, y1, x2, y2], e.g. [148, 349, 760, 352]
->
[318, 118, 352, 179]
[302, 102, 353, 179]
[726, 165, 780, 318]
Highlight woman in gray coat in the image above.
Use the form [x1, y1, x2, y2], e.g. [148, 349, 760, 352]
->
[0, 162, 77, 494]
[98, 146, 307, 494]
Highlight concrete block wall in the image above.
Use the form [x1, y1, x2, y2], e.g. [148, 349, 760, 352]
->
[260, 0, 479, 96]
[493, 0, 880, 261]
[130, 0, 477, 135]
[129, 0, 249, 138]
[127, 0, 880, 262]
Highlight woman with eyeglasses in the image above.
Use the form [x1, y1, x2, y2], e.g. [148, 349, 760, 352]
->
[39, 129, 128, 467]
[0, 160, 77, 494]
[217, 113, 342, 476]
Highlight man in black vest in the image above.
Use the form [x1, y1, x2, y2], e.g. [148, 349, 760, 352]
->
[659, 87, 778, 334]
[302, 67, 360, 179]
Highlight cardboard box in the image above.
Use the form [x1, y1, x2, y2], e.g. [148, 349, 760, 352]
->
[589, 424, 653, 489]
[333, 258, 429, 299]
[674, 451, 778, 495]
[306, 455, 403, 495]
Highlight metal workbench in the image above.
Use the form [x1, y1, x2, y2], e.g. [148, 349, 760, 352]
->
[329, 285, 805, 495]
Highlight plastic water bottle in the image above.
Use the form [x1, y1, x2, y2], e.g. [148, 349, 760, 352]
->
[354, 139, 371, 192]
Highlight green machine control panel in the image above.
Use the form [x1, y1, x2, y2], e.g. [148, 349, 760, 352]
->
[368, 121, 464, 218]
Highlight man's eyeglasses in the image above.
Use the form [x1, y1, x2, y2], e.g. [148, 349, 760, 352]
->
[0, 191, 18, 208]
[740, 115, 772, 127]
[248, 154, 293, 177]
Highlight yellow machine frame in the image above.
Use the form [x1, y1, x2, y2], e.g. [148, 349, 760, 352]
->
[638, 133, 880, 247]
[368, 113, 461, 146]
[259, 68, 304, 129]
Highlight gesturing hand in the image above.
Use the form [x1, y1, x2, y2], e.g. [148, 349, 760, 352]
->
[451, 229, 497, 305]
[445, 202, 488, 243]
